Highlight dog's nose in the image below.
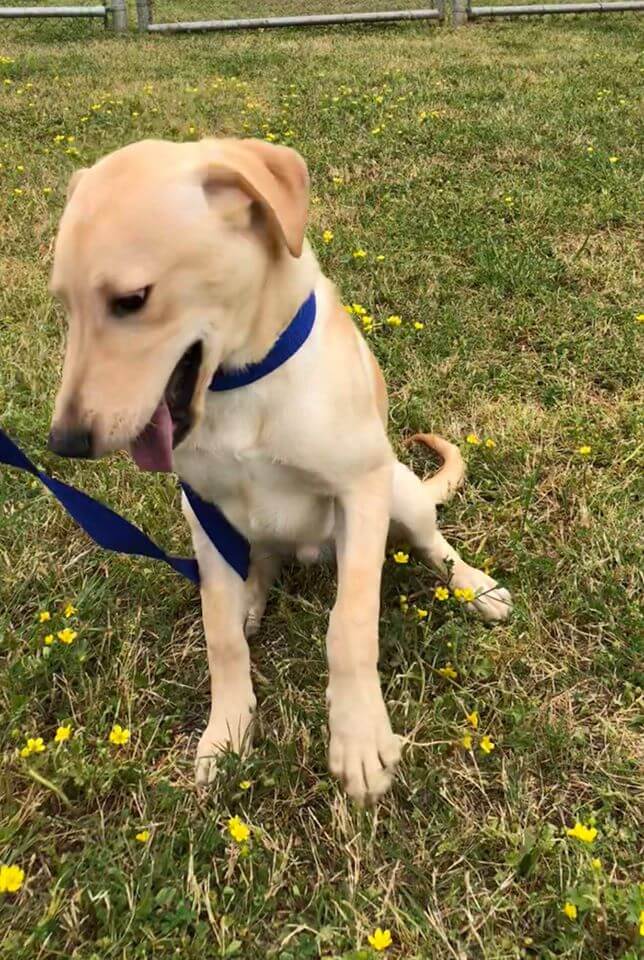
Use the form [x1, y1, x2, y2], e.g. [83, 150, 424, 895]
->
[48, 426, 94, 459]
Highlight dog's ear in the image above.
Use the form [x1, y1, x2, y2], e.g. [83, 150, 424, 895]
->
[201, 139, 309, 258]
[66, 168, 88, 203]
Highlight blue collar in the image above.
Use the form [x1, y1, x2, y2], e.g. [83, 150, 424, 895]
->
[210, 292, 316, 392]
[0, 292, 317, 586]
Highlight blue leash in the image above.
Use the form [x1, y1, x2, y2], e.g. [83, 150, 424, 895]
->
[0, 293, 316, 585]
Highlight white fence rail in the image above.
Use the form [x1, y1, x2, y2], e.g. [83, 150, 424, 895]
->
[0, 1, 126, 30]
[460, 0, 644, 18]
[147, 8, 443, 33]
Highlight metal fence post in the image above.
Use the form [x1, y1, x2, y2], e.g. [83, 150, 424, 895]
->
[110, 0, 126, 32]
[136, 0, 150, 31]
[452, 0, 469, 25]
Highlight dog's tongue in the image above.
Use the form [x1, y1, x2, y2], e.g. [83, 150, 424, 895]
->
[131, 401, 174, 472]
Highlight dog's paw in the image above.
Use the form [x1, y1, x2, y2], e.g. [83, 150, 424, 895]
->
[327, 676, 401, 804]
[244, 607, 264, 639]
[452, 567, 513, 623]
[194, 692, 256, 787]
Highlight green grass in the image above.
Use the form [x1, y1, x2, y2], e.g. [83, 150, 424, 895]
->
[1, 9, 643, 960]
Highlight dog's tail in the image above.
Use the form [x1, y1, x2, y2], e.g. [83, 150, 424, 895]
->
[407, 433, 465, 505]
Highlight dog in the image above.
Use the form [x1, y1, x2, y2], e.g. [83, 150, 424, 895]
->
[48, 137, 512, 803]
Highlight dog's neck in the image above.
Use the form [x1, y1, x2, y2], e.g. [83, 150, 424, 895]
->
[221, 240, 320, 372]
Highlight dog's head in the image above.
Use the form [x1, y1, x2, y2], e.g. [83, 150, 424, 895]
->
[48, 137, 309, 470]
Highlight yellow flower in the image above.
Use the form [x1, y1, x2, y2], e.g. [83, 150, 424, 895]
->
[227, 816, 251, 843]
[454, 587, 475, 603]
[639, 909, 644, 936]
[413, 321, 424, 330]
[352, 303, 367, 316]
[109, 724, 130, 746]
[566, 822, 598, 844]
[416, 608, 428, 621]
[437, 663, 458, 680]
[608, 156, 619, 164]
[135, 830, 150, 843]
[586, 145, 595, 154]
[591, 858, 602, 871]
[480, 735, 495, 754]
[461, 734, 473, 750]
[392, 551, 409, 564]
[466, 433, 480, 445]
[331, 176, 344, 185]
[376, 254, 385, 261]
[57, 628, 77, 645]
[386, 315, 402, 327]
[239, 780, 252, 790]
[371, 127, 382, 136]
[13, 188, 23, 196]
[367, 928, 392, 951]
[485, 438, 496, 449]
[38, 611, 51, 623]
[466, 711, 479, 729]
[0, 864, 25, 893]
[434, 586, 449, 601]
[635, 313, 644, 323]
[19, 737, 46, 758]
[63, 603, 77, 618]
[562, 902, 577, 920]
[577, 445, 591, 456]
[43, 635, 54, 646]
[352, 249, 367, 259]
[322, 229, 334, 244]
[43, 187, 52, 195]
[54, 725, 72, 743]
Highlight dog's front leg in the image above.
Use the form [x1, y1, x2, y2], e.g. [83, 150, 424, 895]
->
[326, 464, 401, 804]
[183, 495, 256, 787]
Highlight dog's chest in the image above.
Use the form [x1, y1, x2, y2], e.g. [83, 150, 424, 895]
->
[174, 392, 334, 544]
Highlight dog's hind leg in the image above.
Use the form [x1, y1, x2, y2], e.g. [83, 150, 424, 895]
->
[244, 550, 281, 638]
[391, 436, 512, 623]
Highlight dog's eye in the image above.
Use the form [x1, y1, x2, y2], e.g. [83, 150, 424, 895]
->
[110, 286, 151, 318]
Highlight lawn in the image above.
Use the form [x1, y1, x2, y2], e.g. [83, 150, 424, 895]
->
[1, 6, 643, 959]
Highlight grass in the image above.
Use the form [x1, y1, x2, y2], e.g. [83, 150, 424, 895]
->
[1, 7, 643, 959]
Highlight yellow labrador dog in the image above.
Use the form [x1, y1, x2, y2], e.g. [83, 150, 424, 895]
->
[49, 138, 511, 803]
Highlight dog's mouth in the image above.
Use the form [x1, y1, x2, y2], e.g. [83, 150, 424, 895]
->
[130, 341, 203, 472]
